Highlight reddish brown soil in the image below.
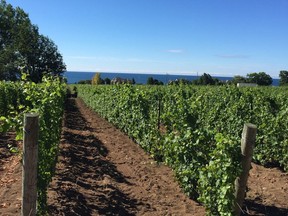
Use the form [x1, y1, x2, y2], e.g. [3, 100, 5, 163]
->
[47, 98, 205, 216]
[244, 163, 288, 215]
[0, 133, 22, 215]
[0, 97, 287, 215]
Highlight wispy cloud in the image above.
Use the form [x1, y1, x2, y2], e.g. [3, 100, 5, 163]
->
[166, 49, 184, 53]
[215, 54, 250, 59]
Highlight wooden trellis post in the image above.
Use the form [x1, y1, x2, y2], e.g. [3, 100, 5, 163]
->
[22, 113, 39, 216]
[234, 123, 257, 216]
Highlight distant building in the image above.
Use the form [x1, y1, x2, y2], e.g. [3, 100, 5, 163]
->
[111, 77, 133, 84]
[237, 83, 258, 87]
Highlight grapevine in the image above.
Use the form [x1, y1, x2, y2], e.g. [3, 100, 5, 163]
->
[76, 84, 288, 215]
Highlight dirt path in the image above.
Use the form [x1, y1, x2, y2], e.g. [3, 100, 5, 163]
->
[47, 98, 205, 215]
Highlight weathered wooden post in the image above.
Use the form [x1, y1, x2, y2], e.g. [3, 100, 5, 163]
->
[22, 113, 39, 216]
[234, 123, 257, 216]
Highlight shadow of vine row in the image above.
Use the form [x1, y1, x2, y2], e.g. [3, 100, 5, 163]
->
[48, 98, 144, 215]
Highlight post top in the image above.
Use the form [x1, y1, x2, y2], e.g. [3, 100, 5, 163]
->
[25, 113, 39, 117]
[244, 123, 257, 129]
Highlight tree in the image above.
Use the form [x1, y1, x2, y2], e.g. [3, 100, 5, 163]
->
[131, 78, 136, 85]
[78, 79, 91, 84]
[193, 73, 215, 85]
[147, 77, 163, 85]
[0, 0, 66, 82]
[104, 78, 111, 85]
[279, 70, 288, 86]
[231, 75, 247, 85]
[147, 77, 154, 85]
[247, 72, 272, 86]
[201, 73, 215, 85]
[92, 72, 103, 85]
[27, 35, 66, 82]
[0, 1, 29, 80]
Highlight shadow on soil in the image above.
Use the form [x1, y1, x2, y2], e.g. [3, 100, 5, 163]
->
[48, 98, 143, 216]
[242, 200, 288, 216]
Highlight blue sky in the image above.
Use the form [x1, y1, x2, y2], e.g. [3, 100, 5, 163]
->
[8, 0, 288, 77]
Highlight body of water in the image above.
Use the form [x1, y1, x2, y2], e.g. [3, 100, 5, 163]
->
[64, 71, 280, 86]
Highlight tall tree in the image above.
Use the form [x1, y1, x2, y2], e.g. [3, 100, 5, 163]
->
[26, 35, 66, 82]
[197, 73, 215, 85]
[279, 70, 288, 86]
[92, 72, 103, 85]
[247, 72, 272, 86]
[0, 0, 66, 82]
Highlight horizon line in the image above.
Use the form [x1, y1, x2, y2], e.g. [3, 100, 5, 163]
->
[65, 70, 236, 78]
[64, 70, 281, 79]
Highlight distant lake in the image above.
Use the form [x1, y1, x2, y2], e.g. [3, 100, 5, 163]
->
[64, 71, 280, 86]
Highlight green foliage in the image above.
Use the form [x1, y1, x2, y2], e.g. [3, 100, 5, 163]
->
[92, 72, 103, 85]
[76, 84, 288, 215]
[199, 73, 215, 85]
[147, 77, 163, 85]
[0, 73, 66, 214]
[0, 0, 66, 82]
[77, 79, 92, 84]
[279, 70, 288, 86]
[198, 134, 241, 216]
[247, 72, 272, 86]
[192, 73, 222, 85]
[104, 77, 111, 84]
[230, 75, 247, 84]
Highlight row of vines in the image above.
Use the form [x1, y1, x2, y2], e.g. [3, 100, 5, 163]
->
[76, 84, 288, 215]
[0, 74, 66, 215]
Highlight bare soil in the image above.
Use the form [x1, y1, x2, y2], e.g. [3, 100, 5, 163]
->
[0, 97, 287, 216]
[47, 98, 205, 216]
[0, 133, 22, 215]
[244, 163, 288, 215]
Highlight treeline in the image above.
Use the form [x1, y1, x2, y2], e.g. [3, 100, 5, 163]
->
[169, 71, 288, 86]
[78, 73, 136, 85]
[0, 0, 66, 82]
[77, 71, 288, 86]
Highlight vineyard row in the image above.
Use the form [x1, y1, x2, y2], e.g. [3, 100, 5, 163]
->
[76, 84, 288, 215]
[0, 75, 66, 214]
